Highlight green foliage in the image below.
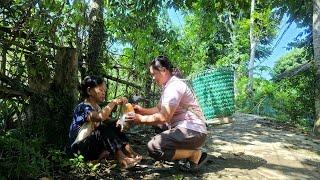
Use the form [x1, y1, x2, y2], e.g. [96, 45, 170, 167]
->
[47, 149, 71, 172]
[69, 154, 101, 174]
[0, 130, 49, 179]
[268, 48, 314, 130]
[69, 154, 86, 171]
[216, 18, 250, 67]
[253, 8, 279, 43]
[172, 174, 184, 180]
[273, 71, 315, 126]
[272, 0, 312, 29]
[0, 130, 102, 179]
[236, 77, 278, 115]
[0, 100, 22, 132]
[0, 0, 316, 178]
[272, 48, 309, 76]
[236, 70, 315, 131]
[272, 0, 313, 55]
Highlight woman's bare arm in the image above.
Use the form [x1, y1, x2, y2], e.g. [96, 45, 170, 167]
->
[87, 98, 126, 122]
[132, 104, 177, 125]
[134, 102, 160, 115]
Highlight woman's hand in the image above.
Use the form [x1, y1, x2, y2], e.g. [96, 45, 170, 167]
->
[125, 112, 142, 124]
[132, 104, 143, 114]
[112, 97, 128, 105]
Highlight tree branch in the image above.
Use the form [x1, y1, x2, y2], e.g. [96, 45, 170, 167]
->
[104, 74, 142, 89]
[0, 86, 30, 98]
[0, 73, 33, 96]
[273, 61, 313, 81]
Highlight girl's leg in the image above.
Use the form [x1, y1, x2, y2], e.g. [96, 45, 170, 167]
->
[122, 144, 142, 160]
[97, 150, 110, 161]
[115, 149, 140, 169]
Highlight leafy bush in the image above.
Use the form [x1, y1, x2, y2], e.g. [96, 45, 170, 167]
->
[235, 77, 278, 116]
[69, 154, 101, 175]
[0, 130, 49, 179]
[47, 149, 72, 173]
[235, 70, 315, 131]
[272, 72, 315, 128]
[0, 100, 22, 132]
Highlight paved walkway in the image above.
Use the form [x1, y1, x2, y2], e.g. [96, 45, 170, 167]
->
[200, 113, 320, 180]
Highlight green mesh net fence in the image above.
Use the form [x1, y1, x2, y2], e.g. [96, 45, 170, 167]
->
[189, 67, 235, 120]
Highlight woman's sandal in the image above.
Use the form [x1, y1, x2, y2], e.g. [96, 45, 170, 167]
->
[179, 152, 208, 172]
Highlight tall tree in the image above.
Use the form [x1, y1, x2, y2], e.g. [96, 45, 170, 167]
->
[86, 0, 105, 75]
[313, 0, 320, 135]
[247, 0, 256, 97]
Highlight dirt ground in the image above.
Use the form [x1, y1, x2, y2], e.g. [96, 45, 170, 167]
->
[75, 113, 320, 179]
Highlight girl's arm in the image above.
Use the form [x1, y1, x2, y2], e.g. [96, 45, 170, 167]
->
[87, 98, 127, 122]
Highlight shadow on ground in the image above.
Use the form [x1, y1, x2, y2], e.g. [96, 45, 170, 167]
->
[103, 152, 267, 179]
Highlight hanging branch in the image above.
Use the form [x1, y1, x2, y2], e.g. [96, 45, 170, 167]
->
[0, 86, 30, 99]
[0, 73, 33, 98]
[272, 61, 313, 81]
[104, 74, 141, 89]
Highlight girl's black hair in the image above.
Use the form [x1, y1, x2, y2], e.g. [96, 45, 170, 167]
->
[150, 55, 183, 78]
[78, 75, 104, 98]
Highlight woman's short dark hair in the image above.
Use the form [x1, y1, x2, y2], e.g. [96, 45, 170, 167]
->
[79, 75, 104, 98]
[150, 55, 183, 78]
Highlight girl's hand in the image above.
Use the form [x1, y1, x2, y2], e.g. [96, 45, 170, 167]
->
[116, 119, 129, 132]
[113, 97, 128, 105]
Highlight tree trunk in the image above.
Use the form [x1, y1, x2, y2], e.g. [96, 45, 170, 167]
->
[49, 47, 78, 146]
[1, 41, 7, 74]
[25, 51, 51, 136]
[313, 0, 320, 136]
[1, 14, 7, 74]
[247, 0, 256, 98]
[86, 0, 105, 75]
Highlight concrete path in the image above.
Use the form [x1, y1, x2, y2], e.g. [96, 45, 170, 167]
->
[200, 113, 320, 180]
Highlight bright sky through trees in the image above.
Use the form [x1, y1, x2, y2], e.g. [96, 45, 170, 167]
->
[259, 15, 308, 80]
[168, 9, 307, 80]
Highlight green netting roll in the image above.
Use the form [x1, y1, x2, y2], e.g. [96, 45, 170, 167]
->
[190, 67, 235, 120]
